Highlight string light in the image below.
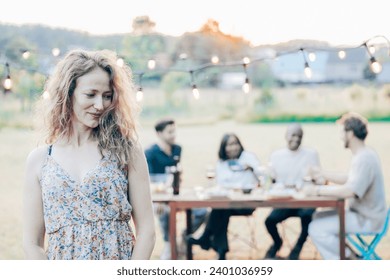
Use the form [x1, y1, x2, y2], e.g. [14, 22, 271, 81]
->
[363, 43, 382, 74]
[147, 59, 156, 70]
[242, 63, 251, 93]
[135, 73, 144, 102]
[242, 57, 250, 64]
[300, 49, 312, 79]
[369, 45, 376, 55]
[242, 77, 251, 94]
[338, 50, 346, 59]
[304, 62, 312, 79]
[211, 55, 219, 64]
[370, 57, 382, 74]
[179, 53, 188, 60]
[192, 84, 200, 99]
[136, 88, 144, 102]
[51, 48, 61, 57]
[42, 91, 50, 100]
[116, 58, 124, 67]
[308, 52, 316, 62]
[3, 76, 12, 90]
[1, 35, 389, 98]
[3, 62, 12, 91]
[21, 49, 30, 59]
[189, 70, 200, 99]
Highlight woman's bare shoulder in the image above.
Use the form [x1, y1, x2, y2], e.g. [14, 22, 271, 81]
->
[26, 146, 49, 172]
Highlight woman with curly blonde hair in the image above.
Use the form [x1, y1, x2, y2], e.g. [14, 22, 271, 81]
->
[22, 49, 155, 260]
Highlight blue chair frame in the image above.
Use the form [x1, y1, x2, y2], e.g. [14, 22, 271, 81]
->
[346, 208, 390, 260]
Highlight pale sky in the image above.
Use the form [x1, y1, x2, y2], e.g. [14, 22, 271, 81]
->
[2, 0, 390, 46]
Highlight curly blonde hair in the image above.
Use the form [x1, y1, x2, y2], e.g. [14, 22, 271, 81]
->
[36, 49, 140, 168]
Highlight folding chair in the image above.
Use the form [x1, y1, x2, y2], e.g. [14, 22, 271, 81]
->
[346, 208, 390, 260]
[228, 212, 259, 250]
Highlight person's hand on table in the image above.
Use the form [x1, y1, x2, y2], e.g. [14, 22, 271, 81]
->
[308, 166, 326, 185]
[301, 183, 318, 197]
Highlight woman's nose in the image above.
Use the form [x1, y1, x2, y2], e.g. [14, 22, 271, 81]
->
[94, 96, 103, 110]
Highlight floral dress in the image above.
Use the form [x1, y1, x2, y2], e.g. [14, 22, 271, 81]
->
[39, 147, 135, 260]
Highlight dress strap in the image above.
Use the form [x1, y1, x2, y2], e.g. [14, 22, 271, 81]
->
[48, 145, 53, 155]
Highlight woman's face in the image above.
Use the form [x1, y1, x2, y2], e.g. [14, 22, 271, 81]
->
[72, 67, 112, 129]
[225, 135, 241, 159]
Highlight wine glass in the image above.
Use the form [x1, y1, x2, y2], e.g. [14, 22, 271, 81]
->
[150, 174, 169, 193]
[205, 164, 216, 188]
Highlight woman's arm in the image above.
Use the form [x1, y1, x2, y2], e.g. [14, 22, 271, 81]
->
[128, 143, 156, 260]
[22, 148, 47, 259]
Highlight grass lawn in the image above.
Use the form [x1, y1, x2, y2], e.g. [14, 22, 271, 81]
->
[1, 120, 389, 260]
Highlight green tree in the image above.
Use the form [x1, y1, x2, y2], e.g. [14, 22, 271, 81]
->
[122, 34, 168, 71]
[4, 36, 39, 69]
[132, 16, 156, 35]
[173, 19, 250, 63]
[251, 63, 275, 88]
[161, 72, 190, 108]
[13, 71, 45, 111]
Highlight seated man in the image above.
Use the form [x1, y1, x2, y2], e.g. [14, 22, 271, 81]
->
[306, 112, 387, 260]
[264, 123, 322, 259]
[145, 119, 208, 259]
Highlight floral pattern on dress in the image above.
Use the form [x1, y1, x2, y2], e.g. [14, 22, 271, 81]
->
[39, 151, 135, 260]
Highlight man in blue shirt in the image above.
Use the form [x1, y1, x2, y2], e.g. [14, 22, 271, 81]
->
[145, 119, 208, 259]
[145, 119, 182, 174]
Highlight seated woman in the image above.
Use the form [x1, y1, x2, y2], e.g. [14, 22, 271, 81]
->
[188, 133, 261, 259]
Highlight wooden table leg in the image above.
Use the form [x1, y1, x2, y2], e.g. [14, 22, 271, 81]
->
[186, 209, 193, 260]
[169, 201, 178, 260]
[337, 199, 346, 260]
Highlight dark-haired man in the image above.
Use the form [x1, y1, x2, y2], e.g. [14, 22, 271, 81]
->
[307, 112, 387, 259]
[145, 119, 208, 259]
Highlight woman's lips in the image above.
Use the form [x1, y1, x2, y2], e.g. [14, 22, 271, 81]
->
[89, 113, 101, 118]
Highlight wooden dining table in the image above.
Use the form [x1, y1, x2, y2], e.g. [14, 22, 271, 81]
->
[152, 189, 346, 260]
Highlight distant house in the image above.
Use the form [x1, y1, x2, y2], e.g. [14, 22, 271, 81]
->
[271, 51, 328, 83]
[325, 48, 367, 83]
[218, 72, 246, 89]
[377, 62, 390, 84]
[217, 46, 383, 87]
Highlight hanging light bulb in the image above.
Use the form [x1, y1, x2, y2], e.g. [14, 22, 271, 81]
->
[308, 52, 316, 62]
[3, 63, 12, 90]
[42, 91, 50, 100]
[136, 88, 144, 102]
[338, 50, 346, 60]
[116, 58, 124, 67]
[192, 84, 200, 100]
[3, 75, 12, 90]
[147, 59, 156, 70]
[370, 57, 382, 74]
[52, 48, 61, 57]
[22, 50, 30, 59]
[242, 77, 251, 94]
[211, 55, 219, 64]
[242, 57, 250, 64]
[304, 62, 312, 79]
[369, 45, 376, 55]
[179, 53, 188, 60]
